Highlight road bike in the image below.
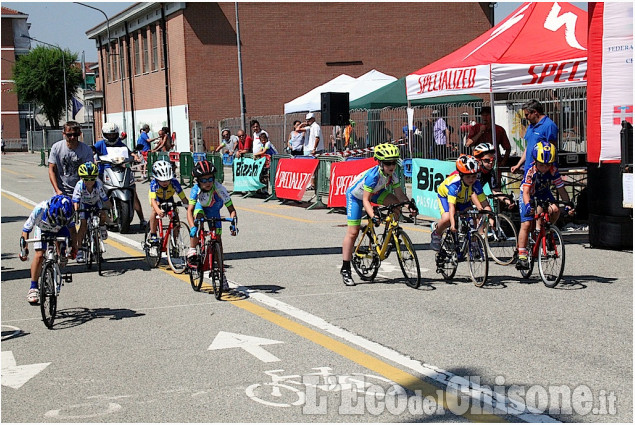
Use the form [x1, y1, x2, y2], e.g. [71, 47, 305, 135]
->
[188, 217, 237, 299]
[518, 199, 572, 288]
[481, 194, 519, 266]
[142, 201, 190, 273]
[76, 207, 108, 276]
[435, 209, 492, 287]
[21, 234, 72, 329]
[352, 200, 421, 289]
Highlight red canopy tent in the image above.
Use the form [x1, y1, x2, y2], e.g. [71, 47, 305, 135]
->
[406, 2, 588, 100]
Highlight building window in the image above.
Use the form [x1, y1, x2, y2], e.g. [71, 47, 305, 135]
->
[151, 26, 158, 71]
[142, 29, 149, 73]
[133, 32, 140, 75]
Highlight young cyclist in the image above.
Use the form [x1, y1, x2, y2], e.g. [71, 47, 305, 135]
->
[186, 160, 238, 290]
[72, 162, 110, 263]
[516, 142, 574, 270]
[340, 143, 418, 286]
[473, 142, 514, 210]
[148, 160, 188, 244]
[430, 155, 490, 251]
[19, 195, 74, 304]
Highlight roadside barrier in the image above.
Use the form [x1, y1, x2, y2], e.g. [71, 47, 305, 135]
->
[179, 152, 194, 187]
[307, 155, 344, 210]
[265, 154, 292, 202]
[205, 152, 224, 183]
[39, 149, 50, 166]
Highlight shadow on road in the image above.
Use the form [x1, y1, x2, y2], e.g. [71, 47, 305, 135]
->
[52, 307, 146, 329]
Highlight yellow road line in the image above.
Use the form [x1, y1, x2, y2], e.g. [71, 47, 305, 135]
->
[2, 191, 34, 210]
[237, 206, 317, 223]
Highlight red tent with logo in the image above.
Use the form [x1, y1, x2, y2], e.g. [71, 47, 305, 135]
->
[406, 2, 588, 100]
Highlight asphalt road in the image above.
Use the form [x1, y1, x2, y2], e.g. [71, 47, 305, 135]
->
[1, 152, 632, 423]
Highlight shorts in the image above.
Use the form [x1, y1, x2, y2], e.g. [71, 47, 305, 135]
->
[33, 226, 71, 251]
[77, 202, 103, 220]
[151, 196, 175, 208]
[192, 202, 224, 231]
[519, 191, 555, 223]
[437, 196, 471, 216]
[346, 189, 390, 226]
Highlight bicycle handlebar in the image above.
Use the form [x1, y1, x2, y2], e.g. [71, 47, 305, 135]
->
[25, 236, 68, 244]
[373, 199, 418, 219]
[459, 209, 496, 218]
[159, 201, 183, 213]
[487, 193, 515, 201]
[532, 199, 574, 210]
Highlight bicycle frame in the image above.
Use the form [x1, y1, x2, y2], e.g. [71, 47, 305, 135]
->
[528, 200, 559, 260]
[195, 217, 234, 272]
[360, 213, 400, 261]
[155, 203, 182, 254]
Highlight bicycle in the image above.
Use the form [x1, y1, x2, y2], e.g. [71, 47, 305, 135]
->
[481, 194, 519, 266]
[435, 209, 492, 287]
[142, 201, 190, 273]
[76, 207, 108, 276]
[188, 217, 237, 299]
[518, 199, 572, 288]
[21, 234, 72, 329]
[352, 200, 421, 289]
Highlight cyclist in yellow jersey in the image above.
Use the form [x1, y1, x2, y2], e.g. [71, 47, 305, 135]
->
[148, 160, 188, 243]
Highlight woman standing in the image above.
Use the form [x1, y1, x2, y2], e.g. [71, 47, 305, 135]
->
[287, 120, 304, 156]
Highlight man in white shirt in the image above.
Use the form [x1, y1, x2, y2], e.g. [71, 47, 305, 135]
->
[301, 113, 323, 156]
[251, 120, 269, 154]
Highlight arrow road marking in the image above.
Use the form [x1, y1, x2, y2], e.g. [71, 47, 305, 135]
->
[208, 331, 283, 363]
[1, 351, 51, 389]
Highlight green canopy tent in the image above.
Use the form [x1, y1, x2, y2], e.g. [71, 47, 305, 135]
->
[350, 77, 482, 110]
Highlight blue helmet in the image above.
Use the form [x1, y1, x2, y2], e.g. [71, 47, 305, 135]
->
[532, 141, 556, 164]
[45, 195, 74, 226]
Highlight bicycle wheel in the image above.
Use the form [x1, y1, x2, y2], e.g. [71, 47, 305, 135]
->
[211, 242, 224, 300]
[436, 230, 458, 280]
[84, 232, 93, 270]
[394, 229, 421, 289]
[352, 225, 380, 281]
[92, 231, 102, 276]
[39, 263, 57, 329]
[468, 232, 489, 287]
[167, 221, 190, 274]
[485, 213, 518, 266]
[143, 228, 161, 268]
[539, 226, 565, 288]
[519, 235, 535, 279]
[189, 245, 204, 292]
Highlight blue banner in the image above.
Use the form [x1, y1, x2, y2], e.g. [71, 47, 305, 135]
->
[411, 159, 455, 219]
[233, 157, 266, 192]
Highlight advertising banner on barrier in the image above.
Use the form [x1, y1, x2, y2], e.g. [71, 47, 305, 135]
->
[411, 159, 455, 219]
[233, 157, 266, 192]
[274, 158, 319, 201]
[327, 158, 376, 208]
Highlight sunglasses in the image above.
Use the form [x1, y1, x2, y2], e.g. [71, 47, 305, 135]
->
[481, 159, 494, 164]
[382, 161, 397, 166]
[198, 177, 215, 183]
[82, 177, 97, 181]
[65, 132, 81, 137]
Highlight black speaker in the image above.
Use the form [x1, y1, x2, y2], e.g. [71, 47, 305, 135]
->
[321, 92, 350, 126]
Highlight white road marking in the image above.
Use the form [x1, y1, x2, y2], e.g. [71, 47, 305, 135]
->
[208, 331, 283, 363]
[1, 351, 51, 389]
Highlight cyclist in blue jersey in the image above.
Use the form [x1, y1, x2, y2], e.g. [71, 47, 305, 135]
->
[340, 143, 418, 286]
[147, 160, 188, 243]
[429, 155, 491, 251]
[18, 195, 74, 304]
[186, 160, 238, 290]
[516, 142, 574, 270]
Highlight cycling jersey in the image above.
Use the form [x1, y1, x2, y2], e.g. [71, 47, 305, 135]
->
[437, 174, 486, 205]
[347, 165, 400, 201]
[23, 200, 74, 234]
[189, 181, 233, 221]
[149, 178, 186, 203]
[72, 179, 109, 206]
[520, 164, 564, 200]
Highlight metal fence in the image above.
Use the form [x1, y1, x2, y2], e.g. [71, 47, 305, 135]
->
[27, 126, 95, 151]
[2, 138, 28, 151]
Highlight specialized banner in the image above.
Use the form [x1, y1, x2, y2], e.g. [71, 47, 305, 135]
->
[491, 60, 587, 92]
[406, 65, 490, 99]
[233, 157, 266, 192]
[411, 159, 456, 219]
[327, 158, 376, 208]
[274, 158, 319, 201]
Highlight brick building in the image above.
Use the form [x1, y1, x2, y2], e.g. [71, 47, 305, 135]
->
[87, 2, 493, 151]
[1, 6, 30, 139]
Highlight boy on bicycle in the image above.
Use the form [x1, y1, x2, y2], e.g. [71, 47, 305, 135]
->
[148, 160, 188, 244]
[19, 195, 74, 304]
[186, 160, 238, 290]
[473, 142, 514, 210]
[430, 155, 490, 251]
[341, 143, 418, 286]
[72, 162, 110, 263]
[516, 142, 574, 270]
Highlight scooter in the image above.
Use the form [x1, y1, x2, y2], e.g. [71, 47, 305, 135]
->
[100, 155, 136, 234]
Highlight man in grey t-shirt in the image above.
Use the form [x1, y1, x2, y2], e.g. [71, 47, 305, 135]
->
[48, 121, 94, 197]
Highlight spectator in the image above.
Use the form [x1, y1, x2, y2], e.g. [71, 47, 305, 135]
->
[253, 132, 278, 195]
[251, 120, 269, 148]
[215, 128, 239, 157]
[234, 129, 253, 159]
[300, 112, 323, 156]
[287, 120, 304, 156]
[459, 112, 473, 147]
[432, 110, 449, 160]
[511, 99, 559, 175]
[137, 124, 157, 153]
[466, 106, 511, 166]
[47, 121, 94, 256]
[152, 126, 172, 152]
[330, 125, 343, 152]
[343, 120, 356, 149]
[2, 139, 6, 155]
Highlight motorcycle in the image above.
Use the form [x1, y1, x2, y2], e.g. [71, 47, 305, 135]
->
[100, 154, 137, 234]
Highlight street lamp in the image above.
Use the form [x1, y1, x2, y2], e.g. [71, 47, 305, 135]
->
[21, 34, 68, 122]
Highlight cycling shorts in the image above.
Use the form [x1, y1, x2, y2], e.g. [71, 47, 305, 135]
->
[346, 188, 390, 226]
[437, 196, 471, 215]
[193, 202, 224, 231]
[33, 226, 71, 251]
[519, 191, 555, 223]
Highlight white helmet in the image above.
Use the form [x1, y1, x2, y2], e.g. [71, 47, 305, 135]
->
[102, 122, 120, 145]
[152, 160, 173, 181]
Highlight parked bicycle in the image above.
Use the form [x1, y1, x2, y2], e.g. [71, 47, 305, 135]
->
[76, 207, 108, 276]
[21, 235, 72, 329]
[352, 200, 421, 288]
[481, 194, 519, 266]
[188, 216, 237, 299]
[142, 201, 190, 273]
[518, 199, 573, 287]
[435, 209, 492, 287]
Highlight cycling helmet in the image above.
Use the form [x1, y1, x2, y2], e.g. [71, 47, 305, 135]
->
[192, 160, 216, 179]
[533, 141, 556, 164]
[45, 195, 74, 227]
[152, 160, 173, 181]
[373, 143, 400, 162]
[473, 142, 495, 158]
[78, 161, 98, 178]
[102, 122, 120, 145]
[456, 154, 479, 174]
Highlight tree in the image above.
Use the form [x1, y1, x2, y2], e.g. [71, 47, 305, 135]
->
[12, 46, 83, 129]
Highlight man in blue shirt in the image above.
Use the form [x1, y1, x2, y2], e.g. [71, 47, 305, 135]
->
[511, 99, 559, 174]
[136, 124, 157, 152]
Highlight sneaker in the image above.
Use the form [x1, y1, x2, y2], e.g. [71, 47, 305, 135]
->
[76, 249, 86, 264]
[222, 274, 230, 291]
[430, 231, 441, 251]
[187, 248, 198, 268]
[341, 268, 355, 286]
[100, 225, 108, 240]
[27, 288, 39, 304]
[148, 235, 160, 244]
[516, 255, 530, 270]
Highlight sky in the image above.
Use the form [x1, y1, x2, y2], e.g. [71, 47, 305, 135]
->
[3, 1, 589, 63]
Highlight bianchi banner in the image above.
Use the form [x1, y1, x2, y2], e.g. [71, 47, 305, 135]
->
[233, 157, 266, 192]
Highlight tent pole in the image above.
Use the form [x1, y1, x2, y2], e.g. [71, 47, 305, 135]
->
[489, 91, 499, 188]
[407, 99, 413, 159]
